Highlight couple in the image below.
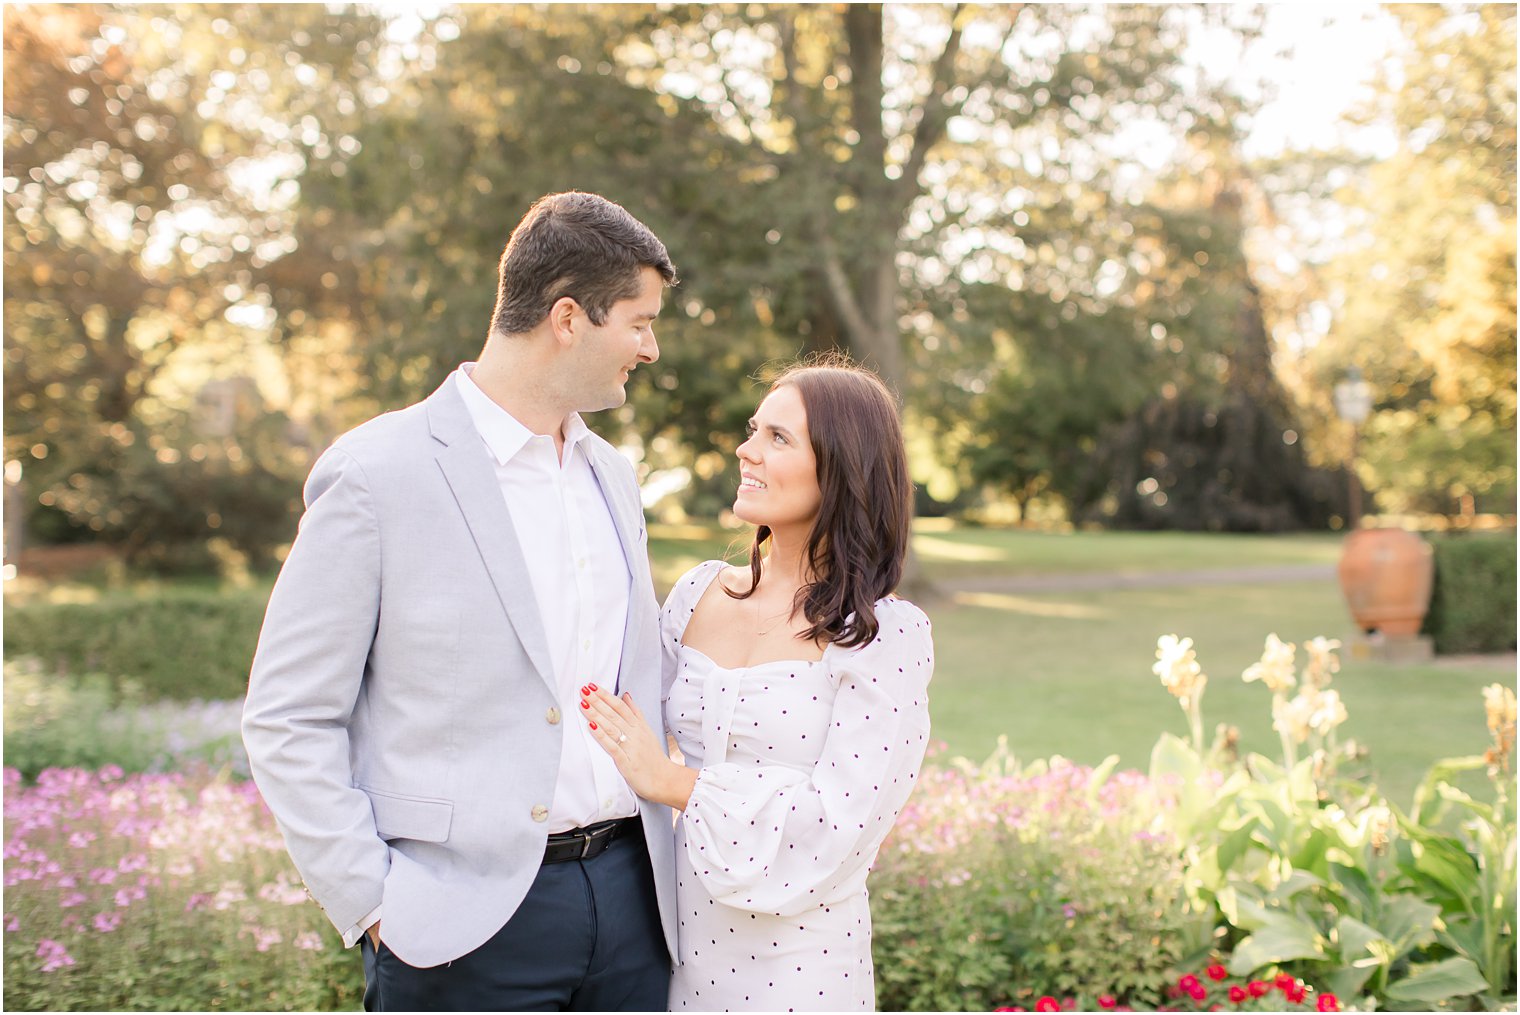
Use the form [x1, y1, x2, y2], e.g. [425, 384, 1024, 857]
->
[242, 192, 933, 1012]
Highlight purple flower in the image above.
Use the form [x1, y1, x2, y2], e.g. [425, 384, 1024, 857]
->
[58, 892, 87, 909]
[92, 911, 122, 933]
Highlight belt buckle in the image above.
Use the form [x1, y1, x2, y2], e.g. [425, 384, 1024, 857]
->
[578, 830, 595, 859]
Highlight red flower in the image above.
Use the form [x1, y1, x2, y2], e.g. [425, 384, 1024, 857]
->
[1275, 973, 1297, 992]
[1228, 985, 1247, 1003]
[1179, 974, 1201, 991]
[1188, 984, 1208, 1001]
[1247, 981, 1268, 998]
[1207, 964, 1229, 982]
[993, 1008, 1018, 1012]
[1315, 995, 1340, 1012]
[1287, 986, 1307, 1004]
[1036, 998, 1061, 1012]
[1098, 997, 1117, 1010]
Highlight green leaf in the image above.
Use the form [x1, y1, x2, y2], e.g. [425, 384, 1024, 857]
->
[1376, 894, 1441, 956]
[1227, 911, 1324, 974]
[1384, 957, 1489, 1002]
[1334, 914, 1388, 960]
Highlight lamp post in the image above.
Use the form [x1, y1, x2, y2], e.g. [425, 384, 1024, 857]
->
[1332, 365, 1372, 530]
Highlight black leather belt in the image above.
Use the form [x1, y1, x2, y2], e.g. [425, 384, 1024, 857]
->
[542, 816, 638, 864]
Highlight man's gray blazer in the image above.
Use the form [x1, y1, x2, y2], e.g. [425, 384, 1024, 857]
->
[242, 375, 677, 969]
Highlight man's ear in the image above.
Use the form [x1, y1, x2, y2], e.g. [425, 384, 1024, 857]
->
[548, 296, 580, 346]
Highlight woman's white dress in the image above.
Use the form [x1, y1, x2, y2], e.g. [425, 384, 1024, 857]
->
[662, 560, 933, 1012]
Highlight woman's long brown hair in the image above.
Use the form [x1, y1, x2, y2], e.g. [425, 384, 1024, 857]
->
[728, 357, 913, 649]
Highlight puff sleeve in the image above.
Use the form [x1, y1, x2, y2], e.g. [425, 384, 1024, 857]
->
[679, 598, 933, 916]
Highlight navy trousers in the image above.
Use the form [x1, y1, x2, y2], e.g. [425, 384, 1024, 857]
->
[360, 826, 670, 1011]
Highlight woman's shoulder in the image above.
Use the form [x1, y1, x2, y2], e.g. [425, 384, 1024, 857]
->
[870, 595, 931, 631]
[663, 559, 730, 617]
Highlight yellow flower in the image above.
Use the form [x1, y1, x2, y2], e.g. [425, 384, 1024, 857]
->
[1483, 683, 1516, 772]
[1153, 634, 1206, 706]
[1302, 636, 1342, 689]
[1243, 633, 1296, 695]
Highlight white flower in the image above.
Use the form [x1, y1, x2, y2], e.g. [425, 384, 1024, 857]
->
[1307, 688, 1347, 734]
[1243, 634, 1296, 694]
[1302, 637, 1342, 689]
[1273, 692, 1315, 744]
[1153, 635, 1205, 706]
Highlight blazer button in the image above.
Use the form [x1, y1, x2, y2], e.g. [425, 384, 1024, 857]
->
[531, 804, 549, 822]
[545, 707, 561, 725]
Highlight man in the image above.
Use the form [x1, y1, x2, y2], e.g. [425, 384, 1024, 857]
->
[242, 192, 679, 1011]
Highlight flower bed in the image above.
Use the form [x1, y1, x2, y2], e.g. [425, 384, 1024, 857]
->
[3, 766, 359, 1011]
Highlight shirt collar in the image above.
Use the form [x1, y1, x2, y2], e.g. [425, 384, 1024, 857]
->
[454, 363, 592, 467]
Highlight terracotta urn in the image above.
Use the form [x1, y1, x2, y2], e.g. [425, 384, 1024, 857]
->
[1336, 527, 1435, 636]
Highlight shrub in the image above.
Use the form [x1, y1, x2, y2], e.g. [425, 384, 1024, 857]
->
[2, 767, 362, 1011]
[1421, 531, 1518, 654]
[2, 588, 268, 701]
[870, 745, 1201, 1012]
[3, 659, 247, 782]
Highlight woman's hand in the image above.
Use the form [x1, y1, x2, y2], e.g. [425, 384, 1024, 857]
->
[580, 684, 696, 811]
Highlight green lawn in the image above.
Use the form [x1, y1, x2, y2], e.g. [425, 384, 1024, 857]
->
[12, 524, 1505, 805]
[925, 579, 1503, 805]
[649, 524, 1505, 805]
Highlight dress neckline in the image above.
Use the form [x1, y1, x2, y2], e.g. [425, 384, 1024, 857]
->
[677, 561, 830, 672]
[678, 642, 826, 673]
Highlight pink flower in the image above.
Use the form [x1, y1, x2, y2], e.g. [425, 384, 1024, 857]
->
[1206, 964, 1228, 982]
[1098, 997, 1116, 1010]
[3, 913, 16, 931]
[1287, 986, 1307, 1004]
[1188, 983, 1207, 1001]
[1247, 981, 1268, 998]
[1228, 985, 1247, 1003]
[36, 939, 75, 972]
[1274, 973, 1297, 992]
[100, 764, 124, 781]
[295, 931, 324, 951]
[1036, 998, 1061, 1012]
[184, 893, 212, 912]
[1316, 995, 1340, 1012]
[58, 892, 87, 908]
[88, 868, 117, 885]
[92, 912, 122, 933]
[1179, 974, 1201, 992]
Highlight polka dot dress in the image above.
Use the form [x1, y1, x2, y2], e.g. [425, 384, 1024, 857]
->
[662, 560, 934, 1012]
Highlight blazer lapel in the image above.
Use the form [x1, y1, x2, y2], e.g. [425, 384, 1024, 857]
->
[427, 379, 559, 699]
[584, 442, 658, 710]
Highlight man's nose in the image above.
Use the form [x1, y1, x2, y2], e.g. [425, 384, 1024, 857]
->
[641, 330, 659, 363]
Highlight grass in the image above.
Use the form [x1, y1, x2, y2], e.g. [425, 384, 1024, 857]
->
[647, 524, 1504, 806]
[924, 579, 1503, 805]
[8, 524, 1505, 804]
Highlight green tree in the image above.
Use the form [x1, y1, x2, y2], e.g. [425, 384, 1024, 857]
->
[1312, 3, 1516, 515]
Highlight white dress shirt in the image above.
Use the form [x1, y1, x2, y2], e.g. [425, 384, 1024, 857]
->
[345, 364, 641, 945]
[454, 364, 639, 831]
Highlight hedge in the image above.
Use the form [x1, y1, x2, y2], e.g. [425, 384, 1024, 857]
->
[1421, 530, 1518, 654]
[3, 589, 268, 701]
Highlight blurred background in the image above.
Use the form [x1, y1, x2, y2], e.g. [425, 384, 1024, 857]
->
[2, 5, 1515, 1010]
[4, 3, 1513, 576]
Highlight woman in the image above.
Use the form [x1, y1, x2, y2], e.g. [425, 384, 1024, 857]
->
[580, 359, 933, 1011]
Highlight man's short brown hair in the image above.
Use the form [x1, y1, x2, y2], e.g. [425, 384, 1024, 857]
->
[489, 192, 677, 337]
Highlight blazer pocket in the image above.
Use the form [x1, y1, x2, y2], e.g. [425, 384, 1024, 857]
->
[364, 787, 454, 843]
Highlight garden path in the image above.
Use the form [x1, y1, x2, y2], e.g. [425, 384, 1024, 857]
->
[949, 563, 1337, 594]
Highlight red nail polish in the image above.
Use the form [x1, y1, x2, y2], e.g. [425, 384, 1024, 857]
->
[588, 683, 598, 691]
[579, 686, 588, 695]
[588, 721, 597, 731]
[580, 700, 589, 709]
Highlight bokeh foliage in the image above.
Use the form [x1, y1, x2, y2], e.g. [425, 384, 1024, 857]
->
[4, 4, 1513, 568]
